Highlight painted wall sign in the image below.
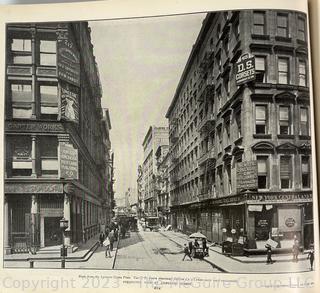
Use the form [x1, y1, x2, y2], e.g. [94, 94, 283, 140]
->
[60, 82, 79, 123]
[57, 27, 80, 87]
[236, 161, 258, 192]
[59, 143, 78, 180]
[235, 53, 255, 85]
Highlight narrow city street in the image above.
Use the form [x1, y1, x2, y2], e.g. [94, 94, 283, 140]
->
[113, 229, 218, 272]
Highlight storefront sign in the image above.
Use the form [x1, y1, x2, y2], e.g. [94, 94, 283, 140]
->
[59, 143, 78, 180]
[6, 121, 64, 133]
[235, 53, 255, 85]
[57, 27, 80, 87]
[236, 161, 258, 192]
[278, 207, 301, 232]
[60, 82, 79, 123]
[5, 183, 63, 194]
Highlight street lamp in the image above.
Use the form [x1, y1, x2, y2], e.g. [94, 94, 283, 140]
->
[59, 218, 68, 269]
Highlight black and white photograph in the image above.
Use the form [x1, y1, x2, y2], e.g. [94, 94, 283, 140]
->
[2, 7, 316, 275]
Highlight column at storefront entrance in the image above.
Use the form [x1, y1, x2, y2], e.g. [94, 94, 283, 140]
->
[63, 192, 72, 246]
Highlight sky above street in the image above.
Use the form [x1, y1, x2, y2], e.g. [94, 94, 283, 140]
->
[89, 13, 205, 201]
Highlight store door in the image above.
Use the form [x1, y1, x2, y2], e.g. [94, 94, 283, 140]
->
[44, 217, 62, 247]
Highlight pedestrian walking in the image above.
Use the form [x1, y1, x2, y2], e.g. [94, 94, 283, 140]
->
[265, 244, 273, 264]
[108, 229, 115, 251]
[103, 236, 112, 258]
[307, 245, 314, 270]
[182, 244, 192, 261]
[99, 231, 105, 247]
[202, 238, 208, 256]
[188, 241, 194, 257]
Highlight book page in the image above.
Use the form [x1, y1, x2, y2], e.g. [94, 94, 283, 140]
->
[0, 0, 318, 292]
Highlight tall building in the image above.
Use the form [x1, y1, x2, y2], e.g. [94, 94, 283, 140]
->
[136, 165, 144, 218]
[142, 126, 169, 217]
[155, 145, 170, 226]
[4, 22, 112, 254]
[166, 11, 313, 251]
[102, 108, 114, 225]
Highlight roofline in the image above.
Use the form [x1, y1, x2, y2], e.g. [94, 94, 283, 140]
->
[165, 13, 214, 118]
[142, 126, 153, 147]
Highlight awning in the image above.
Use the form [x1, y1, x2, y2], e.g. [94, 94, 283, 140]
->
[220, 202, 245, 207]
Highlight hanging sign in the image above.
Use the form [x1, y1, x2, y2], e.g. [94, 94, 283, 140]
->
[235, 53, 256, 85]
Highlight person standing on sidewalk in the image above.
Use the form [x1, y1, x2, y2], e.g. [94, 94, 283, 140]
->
[307, 245, 314, 270]
[292, 237, 299, 262]
[265, 244, 273, 264]
[182, 244, 192, 261]
[103, 236, 112, 258]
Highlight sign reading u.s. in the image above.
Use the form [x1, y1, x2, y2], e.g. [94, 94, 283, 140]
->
[235, 53, 255, 85]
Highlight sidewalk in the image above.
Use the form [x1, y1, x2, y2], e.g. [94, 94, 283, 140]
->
[160, 230, 313, 274]
[4, 236, 100, 262]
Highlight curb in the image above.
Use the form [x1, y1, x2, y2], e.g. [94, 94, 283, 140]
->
[112, 237, 121, 269]
[159, 231, 227, 273]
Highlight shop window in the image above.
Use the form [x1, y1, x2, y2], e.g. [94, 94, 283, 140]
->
[279, 106, 291, 135]
[255, 56, 266, 82]
[11, 136, 32, 176]
[39, 136, 58, 176]
[255, 105, 267, 134]
[300, 107, 309, 136]
[278, 57, 289, 84]
[10, 38, 32, 64]
[280, 156, 293, 189]
[253, 11, 266, 35]
[40, 85, 58, 120]
[299, 60, 307, 86]
[277, 13, 289, 37]
[257, 156, 269, 189]
[40, 40, 57, 66]
[301, 156, 310, 188]
[298, 17, 306, 41]
[11, 83, 32, 119]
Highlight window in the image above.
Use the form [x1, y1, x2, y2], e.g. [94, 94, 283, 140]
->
[277, 13, 288, 37]
[255, 105, 267, 134]
[301, 156, 310, 188]
[235, 110, 241, 138]
[278, 58, 289, 84]
[280, 156, 293, 189]
[225, 119, 230, 145]
[10, 38, 32, 64]
[255, 56, 266, 82]
[257, 156, 268, 189]
[40, 40, 57, 66]
[300, 107, 309, 136]
[299, 60, 307, 86]
[224, 75, 230, 95]
[11, 136, 32, 176]
[223, 36, 229, 53]
[234, 20, 240, 38]
[40, 85, 58, 119]
[217, 52, 222, 73]
[226, 164, 232, 194]
[298, 17, 306, 41]
[218, 126, 222, 153]
[218, 168, 223, 195]
[39, 136, 58, 176]
[253, 11, 266, 35]
[217, 89, 222, 110]
[279, 106, 291, 135]
[216, 24, 221, 39]
[11, 84, 32, 119]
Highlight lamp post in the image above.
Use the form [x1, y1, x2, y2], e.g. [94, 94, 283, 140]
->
[60, 218, 68, 269]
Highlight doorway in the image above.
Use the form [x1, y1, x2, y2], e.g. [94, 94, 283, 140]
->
[44, 217, 62, 246]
